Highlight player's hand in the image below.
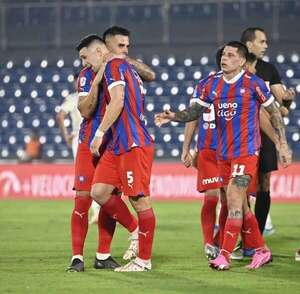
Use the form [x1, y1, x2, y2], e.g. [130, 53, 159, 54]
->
[65, 134, 74, 148]
[154, 110, 175, 127]
[90, 135, 103, 157]
[103, 52, 125, 64]
[278, 142, 292, 168]
[279, 106, 289, 117]
[181, 149, 193, 168]
[284, 87, 296, 101]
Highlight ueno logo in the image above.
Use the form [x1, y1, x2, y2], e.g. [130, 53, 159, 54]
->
[217, 102, 238, 121]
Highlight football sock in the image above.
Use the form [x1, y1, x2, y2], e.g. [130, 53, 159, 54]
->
[101, 194, 137, 233]
[221, 217, 243, 261]
[242, 211, 265, 249]
[254, 191, 271, 234]
[218, 199, 228, 247]
[137, 208, 156, 260]
[201, 196, 218, 245]
[71, 196, 92, 256]
[97, 207, 116, 254]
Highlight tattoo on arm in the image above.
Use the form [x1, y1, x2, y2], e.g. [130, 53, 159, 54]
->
[173, 103, 206, 122]
[265, 101, 286, 143]
[232, 175, 251, 188]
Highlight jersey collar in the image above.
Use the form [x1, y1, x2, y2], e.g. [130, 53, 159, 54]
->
[223, 69, 245, 84]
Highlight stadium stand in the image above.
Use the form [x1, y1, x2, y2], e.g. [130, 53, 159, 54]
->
[0, 53, 299, 161]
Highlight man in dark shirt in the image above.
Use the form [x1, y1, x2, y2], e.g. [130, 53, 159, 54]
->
[241, 27, 295, 236]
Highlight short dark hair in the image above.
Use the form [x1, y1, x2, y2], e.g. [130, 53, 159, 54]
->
[246, 52, 257, 64]
[76, 34, 104, 51]
[103, 26, 130, 41]
[215, 45, 225, 70]
[240, 27, 266, 44]
[225, 41, 249, 59]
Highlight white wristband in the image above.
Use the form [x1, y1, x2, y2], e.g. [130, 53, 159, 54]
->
[95, 129, 105, 138]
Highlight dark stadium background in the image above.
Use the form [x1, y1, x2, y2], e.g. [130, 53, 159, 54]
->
[0, 0, 299, 199]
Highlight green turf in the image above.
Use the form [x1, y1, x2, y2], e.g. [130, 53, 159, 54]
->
[0, 200, 299, 294]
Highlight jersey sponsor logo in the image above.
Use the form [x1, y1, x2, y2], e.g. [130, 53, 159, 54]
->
[202, 176, 222, 185]
[255, 86, 267, 101]
[217, 102, 238, 121]
[80, 77, 86, 87]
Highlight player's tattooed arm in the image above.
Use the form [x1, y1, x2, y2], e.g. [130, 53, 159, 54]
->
[77, 63, 107, 119]
[126, 57, 156, 81]
[264, 101, 287, 144]
[155, 103, 207, 127]
[264, 101, 292, 167]
[173, 103, 206, 122]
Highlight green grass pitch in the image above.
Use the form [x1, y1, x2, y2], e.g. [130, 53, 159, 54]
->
[0, 200, 299, 294]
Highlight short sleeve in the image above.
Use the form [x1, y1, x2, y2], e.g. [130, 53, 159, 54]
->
[105, 59, 126, 91]
[77, 68, 95, 96]
[190, 78, 212, 108]
[269, 63, 282, 85]
[254, 77, 274, 107]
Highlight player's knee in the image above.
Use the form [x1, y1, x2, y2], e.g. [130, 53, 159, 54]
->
[129, 195, 151, 212]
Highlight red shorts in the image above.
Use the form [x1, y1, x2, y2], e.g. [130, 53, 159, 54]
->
[218, 155, 259, 188]
[197, 149, 223, 192]
[73, 143, 100, 191]
[92, 145, 154, 196]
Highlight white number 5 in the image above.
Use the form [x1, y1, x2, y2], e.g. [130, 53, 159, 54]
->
[126, 171, 134, 188]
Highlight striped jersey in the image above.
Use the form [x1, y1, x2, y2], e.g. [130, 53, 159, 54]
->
[190, 74, 218, 151]
[195, 70, 273, 160]
[77, 67, 107, 146]
[102, 58, 153, 155]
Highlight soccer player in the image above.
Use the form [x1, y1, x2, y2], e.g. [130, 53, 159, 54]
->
[89, 39, 156, 272]
[67, 35, 138, 272]
[102, 25, 156, 261]
[155, 41, 291, 270]
[241, 27, 295, 236]
[182, 76, 223, 260]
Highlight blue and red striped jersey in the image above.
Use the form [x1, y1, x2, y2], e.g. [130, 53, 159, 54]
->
[195, 70, 273, 160]
[190, 74, 218, 151]
[77, 67, 98, 145]
[102, 58, 153, 155]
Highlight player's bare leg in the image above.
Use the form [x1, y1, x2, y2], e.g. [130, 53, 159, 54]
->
[115, 196, 156, 272]
[89, 200, 100, 224]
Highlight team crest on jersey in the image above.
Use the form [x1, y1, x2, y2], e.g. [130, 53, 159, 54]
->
[78, 175, 85, 183]
[240, 88, 245, 94]
[80, 77, 86, 87]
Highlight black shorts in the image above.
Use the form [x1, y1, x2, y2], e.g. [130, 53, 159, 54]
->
[259, 131, 278, 173]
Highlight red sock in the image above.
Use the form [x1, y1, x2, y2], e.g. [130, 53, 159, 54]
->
[71, 196, 92, 256]
[137, 208, 156, 260]
[242, 211, 265, 249]
[101, 194, 137, 233]
[201, 196, 218, 245]
[97, 208, 116, 254]
[221, 217, 242, 260]
[218, 200, 228, 247]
